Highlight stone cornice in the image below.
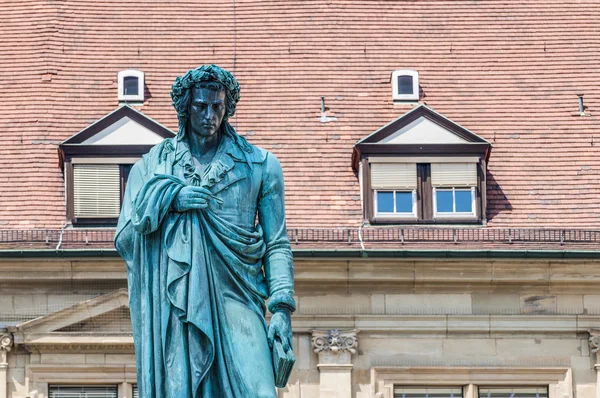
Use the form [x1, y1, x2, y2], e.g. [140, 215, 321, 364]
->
[13, 333, 133, 353]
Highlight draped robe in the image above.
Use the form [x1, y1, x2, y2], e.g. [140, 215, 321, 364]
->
[115, 128, 295, 398]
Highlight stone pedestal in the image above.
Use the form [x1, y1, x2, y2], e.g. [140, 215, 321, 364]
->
[311, 329, 358, 398]
[0, 333, 13, 398]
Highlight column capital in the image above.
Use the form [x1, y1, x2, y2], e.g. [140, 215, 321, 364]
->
[589, 329, 600, 353]
[0, 334, 12, 354]
[312, 329, 359, 355]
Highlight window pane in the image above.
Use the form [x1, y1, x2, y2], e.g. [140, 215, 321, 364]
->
[455, 189, 472, 212]
[436, 190, 453, 212]
[479, 388, 548, 398]
[397, 75, 414, 95]
[124, 76, 139, 96]
[377, 191, 394, 213]
[395, 192, 412, 213]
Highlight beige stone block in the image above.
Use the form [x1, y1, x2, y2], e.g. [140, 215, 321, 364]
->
[490, 315, 575, 333]
[414, 260, 493, 283]
[299, 294, 370, 314]
[353, 382, 371, 398]
[105, 354, 136, 364]
[359, 337, 443, 357]
[349, 260, 415, 282]
[520, 294, 556, 314]
[495, 338, 580, 357]
[583, 295, 600, 314]
[371, 294, 385, 314]
[447, 315, 490, 334]
[30, 353, 40, 364]
[443, 339, 496, 356]
[472, 294, 520, 314]
[85, 354, 105, 364]
[354, 315, 446, 333]
[557, 295, 584, 314]
[40, 353, 86, 364]
[297, 334, 312, 370]
[46, 294, 91, 310]
[385, 294, 471, 314]
[571, 356, 596, 384]
[7, 351, 17, 367]
[12, 293, 46, 311]
[581, 339, 590, 357]
[7, 367, 25, 383]
[0, 295, 13, 312]
[492, 260, 550, 282]
[575, 384, 596, 398]
[299, 384, 319, 398]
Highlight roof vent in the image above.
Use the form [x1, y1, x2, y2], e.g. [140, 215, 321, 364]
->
[118, 69, 144, 102]
[391, 69, 419, 101]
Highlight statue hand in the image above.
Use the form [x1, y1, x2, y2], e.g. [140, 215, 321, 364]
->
[173, 186, 214, 212]
[267, 310, 292, 352]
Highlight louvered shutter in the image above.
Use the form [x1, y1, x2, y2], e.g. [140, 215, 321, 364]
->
[49, 386, 118, 398]
[73, 164, 121, 218]
[430, 162, 477, 187]
[132, 386, 139, 398]
[371, 163, 417, 189]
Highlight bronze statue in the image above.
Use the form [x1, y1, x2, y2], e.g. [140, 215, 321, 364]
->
[115, 64, 295, 397]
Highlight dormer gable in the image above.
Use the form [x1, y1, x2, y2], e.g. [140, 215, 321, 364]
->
[59, 105, 175, 162]
[352, 105, 491, 170]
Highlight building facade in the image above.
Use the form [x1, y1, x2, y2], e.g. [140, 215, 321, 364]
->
[1, 1, 600, 398]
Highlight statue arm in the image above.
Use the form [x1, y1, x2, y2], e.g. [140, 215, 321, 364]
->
[258, 152, 296, 314]
[117, 148, 186, 238]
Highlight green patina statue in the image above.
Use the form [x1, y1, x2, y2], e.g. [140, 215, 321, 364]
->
[115, 65, 295, 397]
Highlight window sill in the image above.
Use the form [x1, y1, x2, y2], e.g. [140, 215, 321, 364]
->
[72, 217, 118, 227]
[370, 218, 482, 225]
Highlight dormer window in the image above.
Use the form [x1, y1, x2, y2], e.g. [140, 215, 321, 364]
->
[118, 70, 144, 102]
[352, 105, 492, 225]
[391, 69, 419, 101]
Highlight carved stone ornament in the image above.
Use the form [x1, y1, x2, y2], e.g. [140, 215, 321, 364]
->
[0, 333, 12, 352]
[312, 329, 359, 355]
[589, 329, 600, 353]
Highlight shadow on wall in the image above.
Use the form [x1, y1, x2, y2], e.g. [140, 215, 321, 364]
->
[485, 171, 512, 222]
[144, 84, 153, 101]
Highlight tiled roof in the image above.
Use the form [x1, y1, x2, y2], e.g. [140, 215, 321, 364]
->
[1, 0, 599, 231]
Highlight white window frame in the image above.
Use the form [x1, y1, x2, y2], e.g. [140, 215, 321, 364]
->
[372, 366, 570, 398]
[391, 69, 419, 101]
[432, 186, 476, 219]
[374, 189, 418, 219]
[118, 69, 144, 102]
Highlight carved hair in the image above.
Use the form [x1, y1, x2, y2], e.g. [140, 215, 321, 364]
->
[170, 64, 241, 130]
[170, 64, 253, 157]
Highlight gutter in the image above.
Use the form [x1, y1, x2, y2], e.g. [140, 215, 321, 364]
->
[0, 248, 598, 259]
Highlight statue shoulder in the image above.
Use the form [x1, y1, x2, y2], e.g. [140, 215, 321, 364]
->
[239, 140, 268, 164]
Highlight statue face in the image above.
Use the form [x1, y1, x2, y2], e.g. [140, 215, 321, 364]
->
[189, 86, 226, 138]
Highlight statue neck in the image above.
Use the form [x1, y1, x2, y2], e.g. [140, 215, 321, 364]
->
[187, 129, 221, 165]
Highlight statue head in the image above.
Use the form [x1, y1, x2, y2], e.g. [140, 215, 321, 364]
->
[171, 64, 241, 140]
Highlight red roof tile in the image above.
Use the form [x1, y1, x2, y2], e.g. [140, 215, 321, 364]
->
[0, 0, 599, 232]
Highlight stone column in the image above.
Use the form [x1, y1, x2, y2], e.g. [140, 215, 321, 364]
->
[589, 330, 600, 398]
[311, 329, 359, 398]
[0, 333, 13, 398]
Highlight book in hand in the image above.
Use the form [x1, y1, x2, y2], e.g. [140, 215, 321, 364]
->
[271, 337, 295, 388]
